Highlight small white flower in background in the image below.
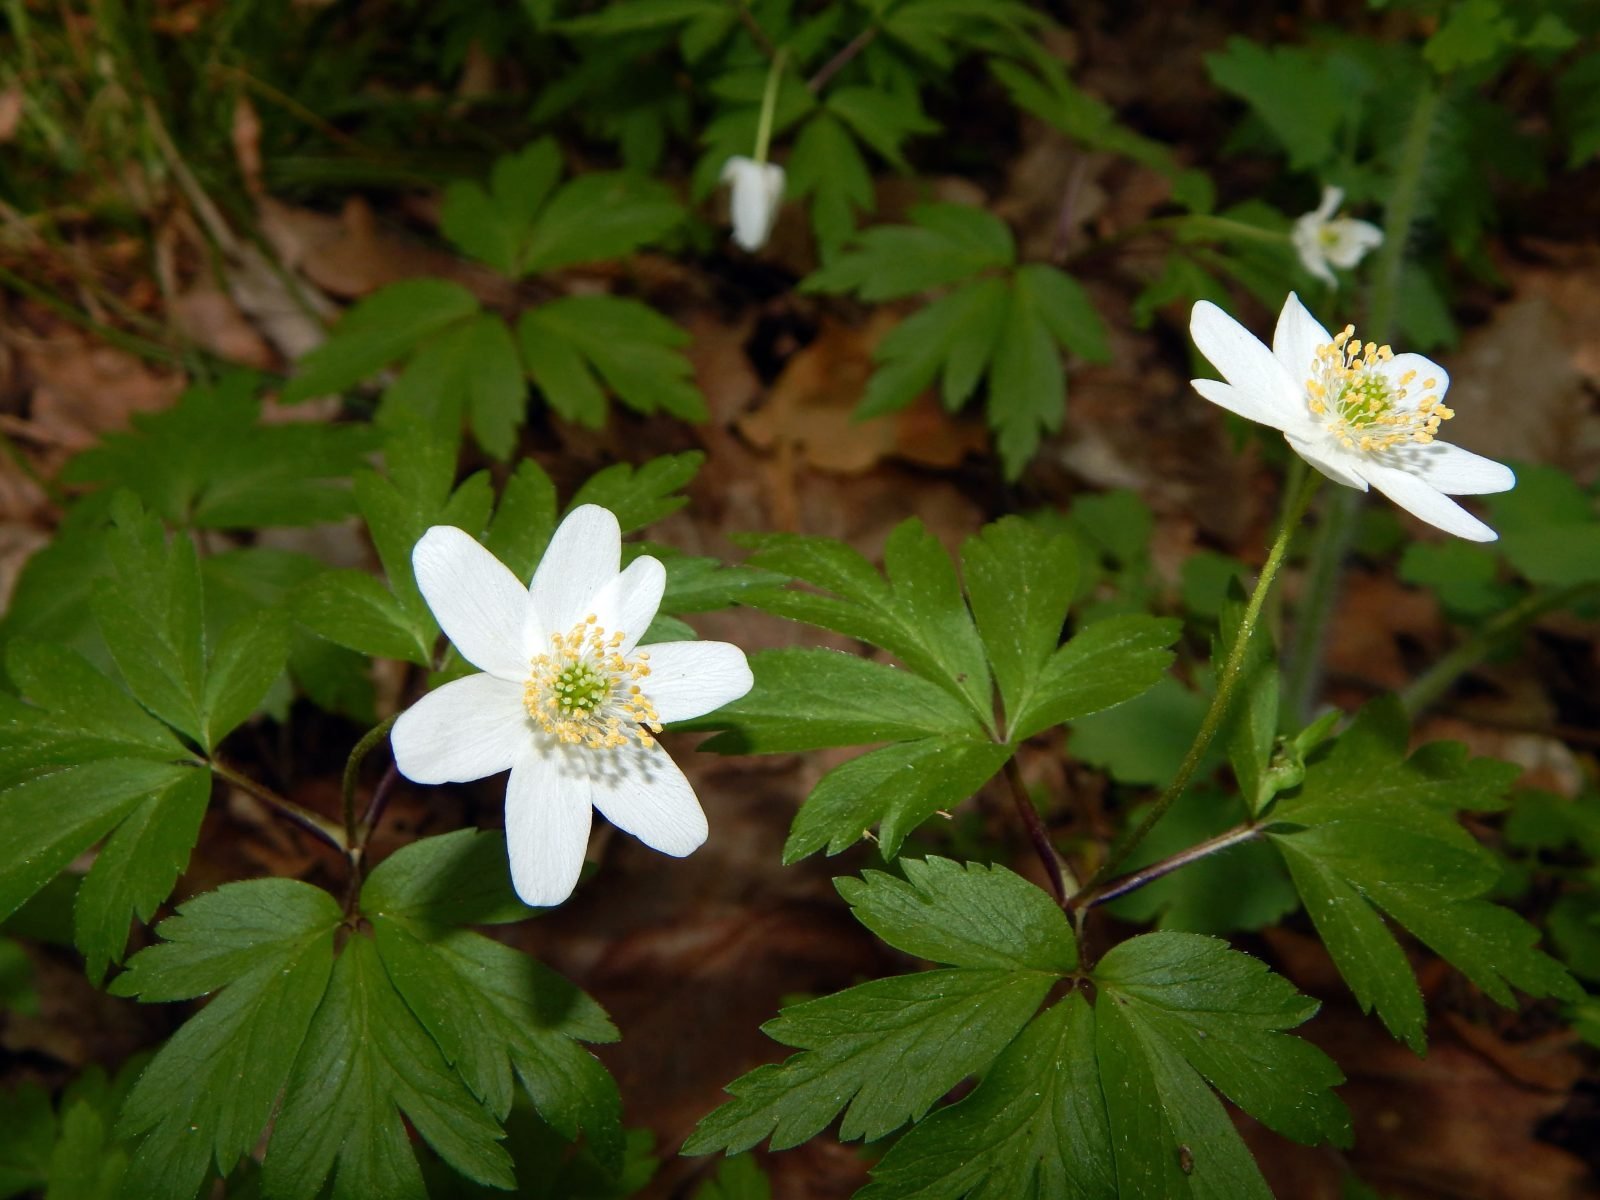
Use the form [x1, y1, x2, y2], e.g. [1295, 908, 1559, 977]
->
[391, 505, 753, 906]
[1292, 186, 1383, 287]
[721, 155, 785, 252]
[1190, 292, 1515, 541]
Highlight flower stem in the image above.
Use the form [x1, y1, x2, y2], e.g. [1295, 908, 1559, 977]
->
[1281, 484, 1360, 725]
[1073, 822, 1260, 910]
[732, 0, 778, 61]
[341, 713, 399, 851]
[1003, 757, 1071, 904]
[209, 759, 347, 854]
[807, 25, 877, 94]
[1401, 581, 1598, 717]
[1075, 471, 1320, 895]
[753, 47, 789, 165]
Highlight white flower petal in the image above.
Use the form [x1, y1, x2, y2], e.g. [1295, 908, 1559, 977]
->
[1314, 186, 1343, 221]
[392, 673, 529, 784]
[1191, 378, 1300, 431]
[586, 745, 708, 857]
[1292, 219, 1335, 285]
[1363, 463, 1499, 542]
[1189, 302, 1304, 431]
[504, 748, 593, 907]
[1375, 353, 1450, 409]
[1382, 441, 1515, 496]
[1271, 292, 1333, 386]
[1285, 433, 1370, 491]
[529, 505, 621, 646]
[589, 555, 666, 654]
[638, 640, 754, 723]
[1324, 218, 1383, 269]
[723, 156, 785, 252]
[413, 526, 533, 681]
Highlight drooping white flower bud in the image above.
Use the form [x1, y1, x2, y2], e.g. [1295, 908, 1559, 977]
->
[721, 155, 786, 252]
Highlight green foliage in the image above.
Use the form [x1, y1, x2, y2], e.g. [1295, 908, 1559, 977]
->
[691, 865, 1348, 1199]
[111, 832, 620, 1199]
[0, 495, 290, 979]
[803, 205, 1110, 476]
[518, 296, 708, 428]
[282, 175, 705, 451]
[0, 1064, 138, 1200]
[1264, 697, 1580, 1052]
[692, 517, 1176, 859]
[1483, 464, 1600, 587]
[1205, 39, 1353, 171]
[61, 373, 376, 530]
[684, 859, 1075, 1154]
[439, 139, 684, 278]
[292, 435, 492, 666]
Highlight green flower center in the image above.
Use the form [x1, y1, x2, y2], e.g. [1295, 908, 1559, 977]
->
[523, 615, 663, 751]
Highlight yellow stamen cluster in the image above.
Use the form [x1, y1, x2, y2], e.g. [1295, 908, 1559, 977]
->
[1304, 325, 1454, 452]
[523, 614, 662, 750]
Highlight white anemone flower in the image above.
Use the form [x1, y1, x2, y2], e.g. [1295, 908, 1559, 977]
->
[721, 155, 785, 252]
[391, 505, 754, 906]
[1190, 293, 1514, 542]
[1292, 186, 1383, 287]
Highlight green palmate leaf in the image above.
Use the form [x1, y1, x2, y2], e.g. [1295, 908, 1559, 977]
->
[960, 518, 1078, 729]
[856, 994, 1113, 1200]
[0, 1083, 52, 1199]
[519, 296, 707, 427]
[566, 451, 703, 534]
[88, 496, 289, 752]
[698, 648, 984, 753]
[484, 460, 559, 581]
[1484, 464, 1600, 587]
[72, 767, 210, 984]
[1204, 38, 1351, 171]
[824, 86, 937, 173]
[783, 737, 1010, 861]
[112, 880, 343, 1199]
[61, 372, 376, 529]
[439, 138, 684, 278]
[292, 569, 433, 665]
[293, 434, 494, 666]
[1091, 934, 1349, 1198]
[1009, 615, 1182, 743]
[838, 858, 1077, 972]
[282, 280, 481, 404]
[380, 314, 527, 460]
[786, 110, 875, 258]
[739, 519, 992, 721]
[694, 1154, 770, 1200]
[1266, 697, 1581, 1052]
[523, 173, 683, 273]
[92, 497, 207, 744]
[263, 935, 514, 1199]
[863, 933, 1346, 1199]
[0, 1064, 140, 1200]
[685, 860, 1073, 1156]
[857, 278, 1010, 419]
[0, 635, 219, 978]
[366, 838, 620, 1164]
[802, 203, 1014, 301]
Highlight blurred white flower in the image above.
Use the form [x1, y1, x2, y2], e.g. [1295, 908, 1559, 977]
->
[1292, 186, 1383, 287]
[721, 155, 785, 252]
[1190, 293, 1514, 541]
[391, 505, 753, 906]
